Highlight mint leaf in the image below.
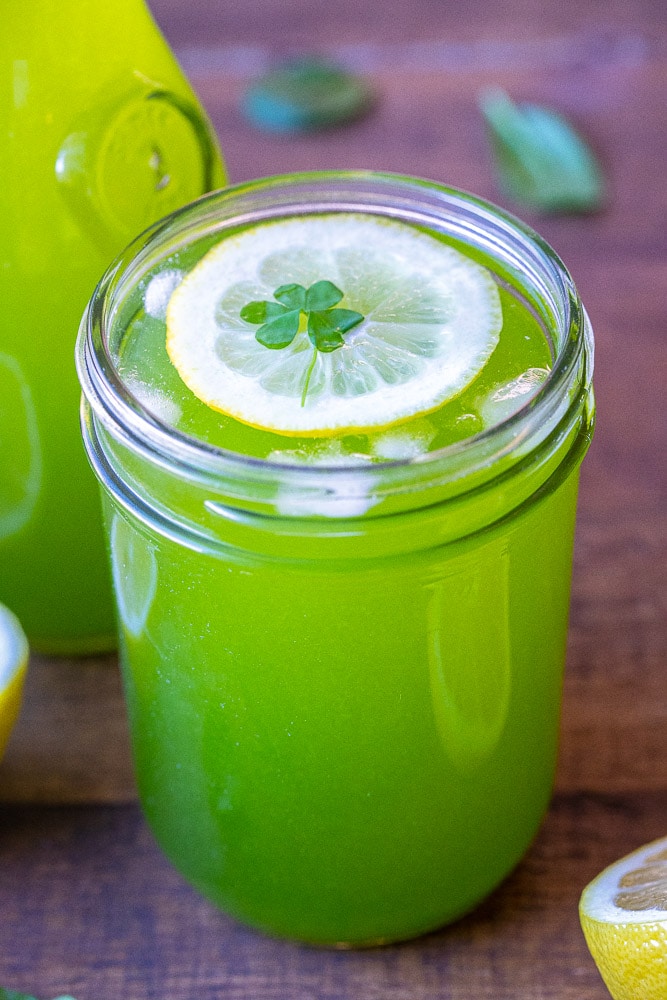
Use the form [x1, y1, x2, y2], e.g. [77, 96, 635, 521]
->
[479, 88, 605, 214]
[242, 58, 374, 134]
[255, 310, 300, 348]
[305, 280, 343, 312]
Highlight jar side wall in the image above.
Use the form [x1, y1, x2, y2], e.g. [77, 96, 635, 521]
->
[81, 369, 593, 561]
[103, 458, 580, 944]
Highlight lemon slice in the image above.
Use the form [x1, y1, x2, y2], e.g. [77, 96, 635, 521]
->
[0, 602, 29, 761]
[579, 836, 667, 1000]
[166, 214, 502, 435]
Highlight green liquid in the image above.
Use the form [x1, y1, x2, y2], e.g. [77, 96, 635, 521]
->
[100, 212, 590, 943]
[110, 479, 578, 944]
[0, 0, 225, 650]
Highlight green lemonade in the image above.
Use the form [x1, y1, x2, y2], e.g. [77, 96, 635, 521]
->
[78, 174, 594, 944]
[0, 0, 224, 651]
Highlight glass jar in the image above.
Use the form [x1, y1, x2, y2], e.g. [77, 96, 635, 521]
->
[76, 172, 594, 945]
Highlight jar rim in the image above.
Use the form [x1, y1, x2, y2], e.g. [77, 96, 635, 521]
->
[76, 169, 593, 508]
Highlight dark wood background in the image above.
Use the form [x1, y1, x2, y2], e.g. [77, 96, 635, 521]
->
[1, 1, 665, 997]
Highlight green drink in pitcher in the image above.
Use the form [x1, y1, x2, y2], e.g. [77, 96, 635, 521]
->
[77, 172, 594, 944]
[0, 0, 224, 651]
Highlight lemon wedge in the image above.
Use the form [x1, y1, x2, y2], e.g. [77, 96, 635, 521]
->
[166, 213, 502, 435]
[579, 836, 667, 1000]
[0, 602, 29, 761]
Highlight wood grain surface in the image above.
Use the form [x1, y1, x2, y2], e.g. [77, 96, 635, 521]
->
[1, 0, 665, 997]
[2, 793, 666, 999]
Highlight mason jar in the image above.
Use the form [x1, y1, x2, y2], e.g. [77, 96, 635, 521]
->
[76, 172, 594, 945]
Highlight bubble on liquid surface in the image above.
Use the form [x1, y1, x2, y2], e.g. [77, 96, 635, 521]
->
[144, 269, 184, 320]
[455, 412, 482, 433]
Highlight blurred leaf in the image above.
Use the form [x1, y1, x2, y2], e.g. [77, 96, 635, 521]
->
[479, 88, 605, 214]
[242, 57, 374, 133]
[0, 992, 76, 1000]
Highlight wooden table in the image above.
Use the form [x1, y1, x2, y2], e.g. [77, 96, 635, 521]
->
[1, 1, 665, 996]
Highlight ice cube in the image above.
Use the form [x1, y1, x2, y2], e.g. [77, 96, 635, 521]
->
[144, 269, 184, 320]
[371, 423, 436, 460]
[480, 367, 550, 424]
[125, 374, 182, 426]
[268, 441, 377, 517]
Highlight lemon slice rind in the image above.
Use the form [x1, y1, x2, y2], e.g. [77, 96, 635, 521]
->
[0, 604, 28, 692]
[580, 837, 667, 924]
[579, 836, 667, 1000]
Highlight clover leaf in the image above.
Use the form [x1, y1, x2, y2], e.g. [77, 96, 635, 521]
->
[240, 280, 365, 405]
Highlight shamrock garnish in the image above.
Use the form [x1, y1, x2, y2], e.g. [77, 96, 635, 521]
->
[240, 280, 365, 406]
[240, 280, 364, 353]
